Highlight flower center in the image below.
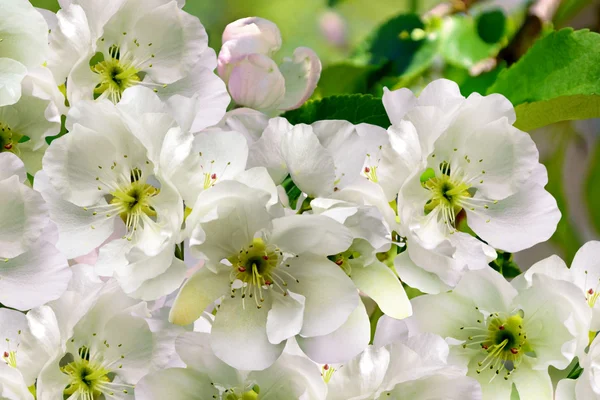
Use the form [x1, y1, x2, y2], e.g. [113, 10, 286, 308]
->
[225, 385, 260, 400]
[0, 122, 22, 155]
[328, 248, 361, 277]
[62, 358, 112, 398]
[91, 46, 140, 103]
[422, 165, 471, 228]
[108, 169, 159, 240]
[2, 350, 17, 368]
[461, 312, 530, 381]
[228, 238, 298, 308]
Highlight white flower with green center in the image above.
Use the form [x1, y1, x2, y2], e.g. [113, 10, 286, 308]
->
[410, 268, 588, 400]
[0, 66, 65, 174]
[248, 118, 388, 200]
[36, 279, 155, 400]
[38, 88, 190, 300]
[135, 331, 327, 400]
[0, 0, 49, 106]
[326, 333, 482, 400]
[0, 153, 71, 310]
[49, 0, 229, 131]
[169, 180, 363, 370]
[380, 79, 560, 290]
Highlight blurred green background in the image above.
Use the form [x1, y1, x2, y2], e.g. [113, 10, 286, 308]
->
[30, 0, 600, 267]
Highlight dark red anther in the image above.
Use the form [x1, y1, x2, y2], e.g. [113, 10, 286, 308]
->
[364, 167, 370, 173]
[335, 259, 344, 266]
[323, 364, 329, 370]
[211, 173, 217, 180]
[3, 352, 8, 358]
[262, 255, 269, 260]
[589, 288, 594, 295]
[498, 325, 505, 330]
[3, 143, 12, 150]
[510, 348, 519, 354]
[482, 344, 489, 350]
[265, 280, 272, 286]
[238, 266, 246, 272]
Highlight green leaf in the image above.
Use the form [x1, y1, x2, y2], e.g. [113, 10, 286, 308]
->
[314, 63, 378, 97]
[488, 29, 600, 131]
[281, 94, 390, 128]
[476, 10, 507, 44]
[439, 15, 503, 68]
[444, 62, 506, 96]
[586, 141, 600, 236]
[281, 175, 302, 209]
[29, 0, 60, 11]
[489, 251, 522, 279]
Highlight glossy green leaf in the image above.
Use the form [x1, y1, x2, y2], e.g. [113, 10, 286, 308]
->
[488, 29, 600, 131]
[281, 94, 390, 128]
[314, 63, 378, 97]
[476, 10, 506, 44]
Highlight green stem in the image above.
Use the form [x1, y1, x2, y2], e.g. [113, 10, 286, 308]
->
[174, 242, 185, 261]
[369, 305, 384, 345]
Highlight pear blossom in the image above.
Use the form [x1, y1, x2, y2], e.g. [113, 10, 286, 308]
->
[247, 118, 388, 200]
[35, 273, 155, 400]
[37, 87, 189, 300]
[410, 268, 590, 400]
[379, 79, 560, 289]
[218, 17, 322, 113]
[0, 67, 66, 174]
[169, 180, 364, 370]
[0, 153, 71, 310]
[325, 333, 482, 400]
[0, 0, 49, 106]
[49, 0, 229, 131]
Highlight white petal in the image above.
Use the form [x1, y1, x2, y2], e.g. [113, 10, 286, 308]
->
[0, 175, 48, 259]
[326, 345, 390, 400]
[454, 268, 517, 314]
[247, 117, 293, 184]
[0, 152, 25, 181]
[411, 292, 480, 340]
[467, 184, 560, 253]
[125, 252, 187, 301]
[0, 236, 71, 311]
[135, 368, 219, 400]
[511, 358, 553, 400]
[175, 331, 239, 386]
[284, 256, 359, 337]
[571, 241, 600, 330]
[128, 2, 208, 83]
[267, 290, 305, 345]
[511, 254, 570, 291]
[34, 171, 115, 259]
[297, 301, 370, 364]
[218, 107, 269, 144]
[270, 214, 353, 256]
[279, 47, 322, 110]
[281, 123, 336, 197]
[555, 379, 577, 400]
[394, 251, 450, 294]
[382, 87, 416, 126]
[352, 260, 412, 320]
[169, 266, 230, 326]
[0, 0, 48, 69]
[211, 296, 285, 370]
[0, 58, 26, 106]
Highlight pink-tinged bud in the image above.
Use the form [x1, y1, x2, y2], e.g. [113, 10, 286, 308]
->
[227, 54, 286, 112]
[278, 47, 322, 111]
[218, 17, 282, 79]
[319, 10, 348, 49]
[218, 17, 321, 113]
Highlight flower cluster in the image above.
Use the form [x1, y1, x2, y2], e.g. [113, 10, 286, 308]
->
[0, 1, 596, 399]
